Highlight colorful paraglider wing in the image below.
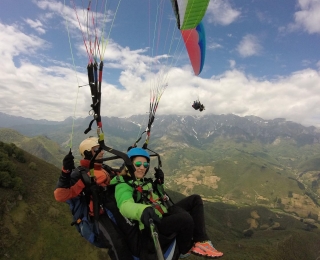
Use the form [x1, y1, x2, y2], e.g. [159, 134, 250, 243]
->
[170, 0, 210, 30]
[181, 21, 206, 75]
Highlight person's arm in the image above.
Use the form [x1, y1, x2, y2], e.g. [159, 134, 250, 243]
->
[102, 164, 119, 178]
[115, 182, 149, 221]
[54, 172, 85, 202]
[154, 167, 164, 185]
[53, 151, 85, 202]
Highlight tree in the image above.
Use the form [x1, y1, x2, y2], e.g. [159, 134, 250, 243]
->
[0, 160, 16, 177]
[28, 162, 37, 170]
[0, 171, 11, 188]
[3, 143, 16, 157]
[12, 176, 25, 194]
[14, 149, 26, 163]
[0, 150, 8, 160]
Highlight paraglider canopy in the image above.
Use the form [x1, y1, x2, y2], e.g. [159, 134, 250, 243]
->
[170, 0, 209, 76]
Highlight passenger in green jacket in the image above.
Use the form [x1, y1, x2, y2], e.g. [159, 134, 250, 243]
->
[111, 147, 223, 259]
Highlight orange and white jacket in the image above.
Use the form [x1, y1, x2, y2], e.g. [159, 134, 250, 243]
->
[54, 159, 111, 215]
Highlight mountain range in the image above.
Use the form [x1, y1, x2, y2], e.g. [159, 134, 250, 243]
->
[1, 142, 319, 260]
[2, 111, 320, 147]
[0, 112, 319, 221]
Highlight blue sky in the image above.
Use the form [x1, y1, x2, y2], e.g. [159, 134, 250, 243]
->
[1, 0, 320, 127]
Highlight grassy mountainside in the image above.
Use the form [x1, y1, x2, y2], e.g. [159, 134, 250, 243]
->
[1, 142, 320, 260]
[0, 128, 67, 168]
[158, 138, 320, 219]
[167, 191, 320, 260]
[5, 116, 138, 157]
[0, 142, 109, 260]
[1, 126, 320, 221]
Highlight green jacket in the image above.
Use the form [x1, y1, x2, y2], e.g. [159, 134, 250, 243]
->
[110, 175, 168, 230]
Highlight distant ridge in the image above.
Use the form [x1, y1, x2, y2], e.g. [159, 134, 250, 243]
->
[0, 112, 61, 127]
[0, 112, 320, 221]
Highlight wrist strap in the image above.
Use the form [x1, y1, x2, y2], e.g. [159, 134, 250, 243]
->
[61, 167, 70, 174]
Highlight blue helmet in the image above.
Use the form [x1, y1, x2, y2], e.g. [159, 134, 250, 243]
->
[127, 147, 150, 162]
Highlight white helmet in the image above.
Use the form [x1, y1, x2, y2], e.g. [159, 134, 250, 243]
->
[79, 137, 99, 157]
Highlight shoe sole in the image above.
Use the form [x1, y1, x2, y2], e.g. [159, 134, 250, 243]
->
[191, 245, 223, 258]
[191, 251, 223, 258]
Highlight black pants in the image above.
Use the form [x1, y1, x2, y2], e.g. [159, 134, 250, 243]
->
[98, 195, 140, 260]
[158, 194, 209, 254]
[101, 194, 209, 258]
[98, 215, 135, 260]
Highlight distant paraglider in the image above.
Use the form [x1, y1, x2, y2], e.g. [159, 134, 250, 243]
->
[192, 100, 205, 112]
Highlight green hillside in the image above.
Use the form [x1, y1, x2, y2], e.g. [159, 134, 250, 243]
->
[164, 190, 320, 260]
[0, 142, 109, 260]
[1, 142, 320, 260]
[0, 128, 67, 168]
[160, 138, 320, 219]
[2, 126, 320, 222]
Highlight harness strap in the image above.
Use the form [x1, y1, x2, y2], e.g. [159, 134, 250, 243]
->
[121, 176, 173, 215]
[153, 182, 174, 208]
[135, 185, 165, 215]
[148, 190, 165, 215]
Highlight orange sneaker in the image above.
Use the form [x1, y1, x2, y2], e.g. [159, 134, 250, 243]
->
[191, 241, 223, 258]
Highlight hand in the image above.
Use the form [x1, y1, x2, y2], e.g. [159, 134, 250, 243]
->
[154, 167, 164, 184]
[141, 207, 161, 229]
[127, 145, 134, 152]
[102, 164, 118, 178]
[62, 149, 75, 173]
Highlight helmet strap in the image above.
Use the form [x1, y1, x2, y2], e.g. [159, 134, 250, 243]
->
[84, 150, 93, 160]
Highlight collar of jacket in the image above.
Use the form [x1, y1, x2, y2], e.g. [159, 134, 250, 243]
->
[80, 159, 102, 170]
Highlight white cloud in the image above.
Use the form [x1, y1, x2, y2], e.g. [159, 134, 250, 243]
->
[295, 0, 320, 34]
[208, 42, 222, 50]
[206, 0, 241, 26]
[288, 0, 320, 34]
[2, 2, 320, 129]
[236, 34, 262, 57]
[35, 0, 114, 40]
[2, 17, 320, 128]
[229, 60, 236, 68]
[0, 23, 46, 57]
[302, 59, 311, 67]
[256, 11, 273, 24]
[205, 68, 320, 127]
[24, 19, 46, 34]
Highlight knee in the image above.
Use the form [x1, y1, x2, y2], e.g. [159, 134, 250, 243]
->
[180, 211, 194, 228]
[190, 194, 203, 205]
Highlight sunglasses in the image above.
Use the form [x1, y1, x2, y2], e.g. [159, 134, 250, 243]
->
[134, 161, 150, 168]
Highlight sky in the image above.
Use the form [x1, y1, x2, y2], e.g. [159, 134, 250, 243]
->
[1, 0, 320, 128]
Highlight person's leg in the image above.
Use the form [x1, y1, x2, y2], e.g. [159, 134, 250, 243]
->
[103, 197, 141, 257]
[98, 215, 135, 260]
[175, 194, 223, 258]
[158, 205, 194, 254]
[175, 194, 208, 242]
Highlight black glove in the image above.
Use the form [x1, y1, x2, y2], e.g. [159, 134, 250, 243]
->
[154, 167, 164, 184]
[127, 145, 135, 152]
[62, 149, 75, 173]
[141, 207, 161, 229]
[102, 164, 118, 178]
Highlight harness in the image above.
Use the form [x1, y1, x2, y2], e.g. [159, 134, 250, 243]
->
[119, 176, 173, 215]
[134, 179, 165, 215]
[70, 166, 108, 226]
